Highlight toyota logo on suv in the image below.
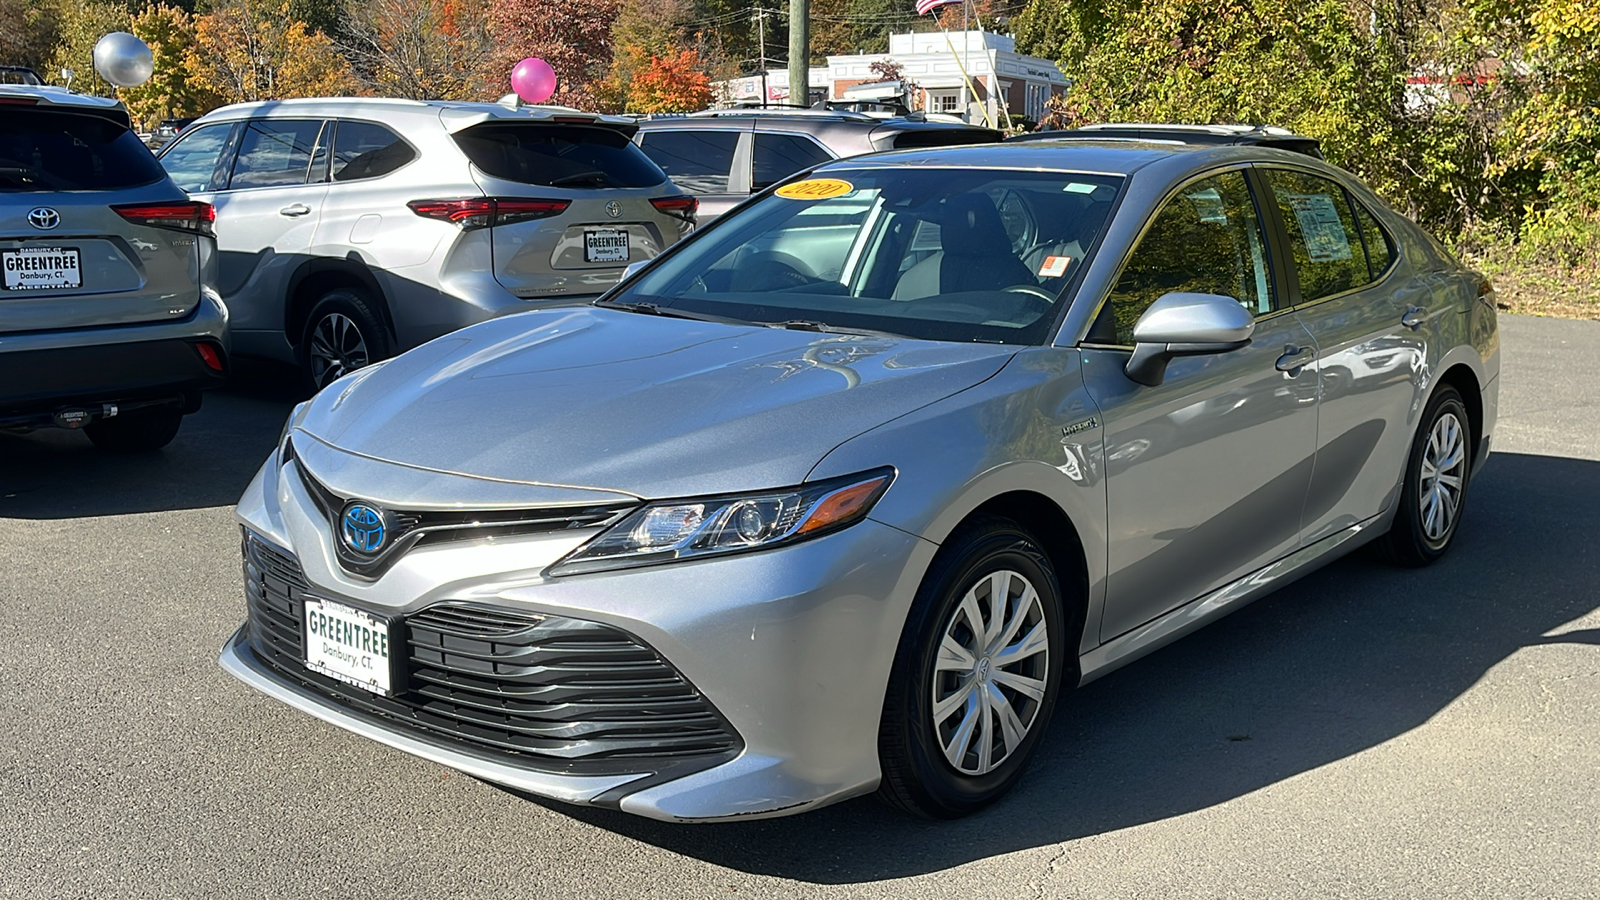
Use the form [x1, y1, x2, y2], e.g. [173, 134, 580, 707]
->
[27, 207, 60, 230]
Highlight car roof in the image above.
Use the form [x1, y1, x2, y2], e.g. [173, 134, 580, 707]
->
[819, 138, 1203, 177]
[0, 84, 132, 128]
[194, 97, 639, 134]
[1010, 123, 1324, 158]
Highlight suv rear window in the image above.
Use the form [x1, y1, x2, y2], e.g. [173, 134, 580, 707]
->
[0, 110, 167, 192]
[454, 124, 666, 189]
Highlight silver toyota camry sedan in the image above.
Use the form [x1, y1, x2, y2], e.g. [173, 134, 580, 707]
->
[222, 139, 1500, 822]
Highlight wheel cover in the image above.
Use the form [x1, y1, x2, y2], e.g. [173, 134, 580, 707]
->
[1419, 410, 1468, 545]
[930, 568, 1050, 776]
[308, 312, 369, 389]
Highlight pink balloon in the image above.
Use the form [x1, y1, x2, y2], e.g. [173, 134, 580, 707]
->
[511, 58, 556, 104]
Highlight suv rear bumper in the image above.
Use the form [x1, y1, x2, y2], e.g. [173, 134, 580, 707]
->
[0, 292, 229, 426]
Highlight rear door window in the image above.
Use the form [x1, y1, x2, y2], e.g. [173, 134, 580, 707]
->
[158, 122, 235, 192]
[1, 110, 167, 192]
[455, 124, 666, 189]
[228, 119, 327, 190]
[1260, 168, 1372, 302]
[1351, 199, 1395, 280]
[331, 121, 416, 182]
[752, 132, 833, 190]
[637, 130, 740, 193]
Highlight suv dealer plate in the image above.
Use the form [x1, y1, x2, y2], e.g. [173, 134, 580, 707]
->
[2, 247, 82, 291]
[303, 597, 393, 694]
[584, 229, 629, 263]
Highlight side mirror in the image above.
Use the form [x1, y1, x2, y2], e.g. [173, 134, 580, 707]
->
[622, 260, 649, 281]
[1125, 292, 1255, 386]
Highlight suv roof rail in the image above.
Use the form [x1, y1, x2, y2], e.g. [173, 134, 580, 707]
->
[692, 106, 878, 122]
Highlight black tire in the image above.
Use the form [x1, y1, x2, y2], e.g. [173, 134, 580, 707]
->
[1376, 385, 1473, 567]
[298, 288, 391, 392]
[877, 516, 1068, 818]
[83, 406, 183, 453]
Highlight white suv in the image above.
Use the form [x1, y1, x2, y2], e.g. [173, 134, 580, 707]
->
[158, 98, 696, 388]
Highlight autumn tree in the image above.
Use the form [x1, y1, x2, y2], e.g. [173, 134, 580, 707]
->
[598, 0, 693, 111]
[340, 0, 491, 99]
[0, 0, 64, 73]
[628, 49, 711, 113]
[121, 4, 222, 127]
[484, 0, 621, 110]
[44, 0, 130, 97]
[187, 0, 355, 103]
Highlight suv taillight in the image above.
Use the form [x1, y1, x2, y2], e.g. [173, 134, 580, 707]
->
[650, 195, 698, 221]
[407, 198, 571, 229]
[112, 201, 216, 236]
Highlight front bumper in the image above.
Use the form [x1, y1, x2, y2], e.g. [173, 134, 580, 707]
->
[223, 449, 935, 821]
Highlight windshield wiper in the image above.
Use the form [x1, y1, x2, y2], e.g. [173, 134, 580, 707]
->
[760, 320, 908, 339]
[548, 171, 609, 187]
[593, 299, 749, 325]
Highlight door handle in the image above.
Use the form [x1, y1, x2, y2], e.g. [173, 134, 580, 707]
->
[279, 204, 311, 217]
[1275, 345, 1315, 376]
[1401, 306, 1428, 329]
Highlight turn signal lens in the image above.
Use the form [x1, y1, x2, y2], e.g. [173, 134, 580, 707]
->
[407, 197, 570, 229]
[549, 468, 895, 576]
[112, 201, 216, 235]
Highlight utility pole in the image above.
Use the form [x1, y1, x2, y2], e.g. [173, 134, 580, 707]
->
[753, 7, 768, 106]
[788, 0, 809, 107]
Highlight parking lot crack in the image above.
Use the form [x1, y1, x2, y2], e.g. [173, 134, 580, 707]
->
[1031, 843, 1070, 900]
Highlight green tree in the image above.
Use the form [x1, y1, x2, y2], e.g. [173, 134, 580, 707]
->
[121, 4, 223, 127]
[44, 0, 131, 97]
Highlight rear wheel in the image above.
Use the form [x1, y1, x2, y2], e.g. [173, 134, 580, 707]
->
[1377, 386, 1472, 566]
[299, 289, 390, 392]
[877, 517, 1067, 818]
[84, 405, 183, 453]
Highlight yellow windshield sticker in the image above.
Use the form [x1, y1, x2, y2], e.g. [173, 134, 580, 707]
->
[775, 178, 854, 200]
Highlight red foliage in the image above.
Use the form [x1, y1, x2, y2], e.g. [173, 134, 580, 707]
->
[629, 49, 712, 113]
[484, 0, 622, 109]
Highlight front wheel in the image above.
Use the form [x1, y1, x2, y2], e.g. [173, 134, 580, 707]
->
[1376, 385, 1472, 566]
[877, 517, 1068, 818]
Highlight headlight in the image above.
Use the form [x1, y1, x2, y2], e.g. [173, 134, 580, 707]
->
[548, 468, 895, 576]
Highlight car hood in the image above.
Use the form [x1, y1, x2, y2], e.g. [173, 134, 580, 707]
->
[296, 307, 1016, 500]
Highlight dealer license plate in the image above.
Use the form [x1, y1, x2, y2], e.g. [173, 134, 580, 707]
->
[303, 597, 393, 694]
[2, 247, 82, 291]
[584, 229, 629, 263]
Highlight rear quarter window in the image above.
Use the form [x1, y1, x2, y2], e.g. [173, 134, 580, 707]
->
[1, 110, 168, 192]
[455, 124, 666, 189]
[888, 129, 1000, 151]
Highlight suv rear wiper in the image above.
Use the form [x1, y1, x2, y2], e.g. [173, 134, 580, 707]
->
[548, 171, 610, 187]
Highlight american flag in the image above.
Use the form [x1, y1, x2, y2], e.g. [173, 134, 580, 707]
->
[915, 0, 961, 15]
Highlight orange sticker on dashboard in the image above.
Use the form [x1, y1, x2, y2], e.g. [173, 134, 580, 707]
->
[775, 178, 855, 200]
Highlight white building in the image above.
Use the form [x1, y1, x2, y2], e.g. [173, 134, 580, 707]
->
[717, 31, 1071, 126]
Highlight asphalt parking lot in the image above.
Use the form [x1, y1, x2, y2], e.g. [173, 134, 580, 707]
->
[2, 315, 1597, 899]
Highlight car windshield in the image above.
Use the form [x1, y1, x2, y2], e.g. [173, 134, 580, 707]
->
[614, 168, 1123, 344]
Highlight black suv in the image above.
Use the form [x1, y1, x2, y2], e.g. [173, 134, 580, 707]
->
[1009, 123, 1325, 158]
[634, 108, 1003, 222]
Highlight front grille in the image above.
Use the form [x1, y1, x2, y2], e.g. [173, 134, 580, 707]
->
[241, 532, 741, 771]
[286, 441, 632, 579]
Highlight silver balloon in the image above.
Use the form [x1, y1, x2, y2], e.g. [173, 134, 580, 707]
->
[92, 32, 154, 88]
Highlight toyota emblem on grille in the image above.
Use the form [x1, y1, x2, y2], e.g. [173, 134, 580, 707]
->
[27, 207, 60, 230]
[605, 200, 622, 219]
[340, 502, 388, 554]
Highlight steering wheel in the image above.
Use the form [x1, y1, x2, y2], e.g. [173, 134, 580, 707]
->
[731, 251, 818, 292]
[1004, 283, 1059, 315]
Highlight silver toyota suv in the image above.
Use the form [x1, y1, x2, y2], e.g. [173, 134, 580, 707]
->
[157, 99, 696, 388]
[1, 85, 229, 452]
